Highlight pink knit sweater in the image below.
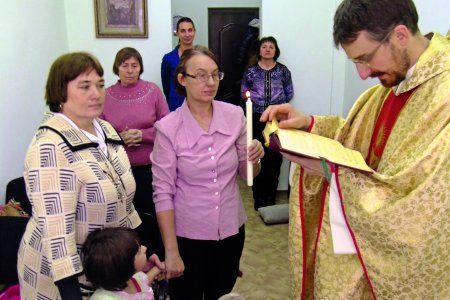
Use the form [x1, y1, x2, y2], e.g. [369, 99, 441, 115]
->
[101, 79, 169, 166]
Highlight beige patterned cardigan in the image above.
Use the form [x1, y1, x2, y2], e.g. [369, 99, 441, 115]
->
[289, 33, 450, 299]
[17, 113, 141, 300]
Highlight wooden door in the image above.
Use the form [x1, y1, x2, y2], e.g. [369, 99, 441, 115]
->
[208, 8, 259, 108]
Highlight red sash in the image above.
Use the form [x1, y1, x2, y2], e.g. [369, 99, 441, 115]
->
[367, 88, 417, 170]
[130, 276, 142, 292]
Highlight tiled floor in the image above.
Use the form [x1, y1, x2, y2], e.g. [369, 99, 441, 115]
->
[232, 180, 290, 300]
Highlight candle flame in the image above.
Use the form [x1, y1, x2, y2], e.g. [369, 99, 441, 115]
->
[245, 91, 251, 99]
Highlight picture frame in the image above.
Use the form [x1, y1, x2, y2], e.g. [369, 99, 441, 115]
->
[172, 15, 183, 35]
[94, 0, 148, 38]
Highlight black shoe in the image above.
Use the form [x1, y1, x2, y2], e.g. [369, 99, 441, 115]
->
[265, 195, 276, 207]
[258, 195, 275, 209]
[254, 197, 262, 210]
[152, 279, 169, 300]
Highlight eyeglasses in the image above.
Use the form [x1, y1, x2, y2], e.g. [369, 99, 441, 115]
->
[351, 30, 393, 67]
[184, 71, 224, 82]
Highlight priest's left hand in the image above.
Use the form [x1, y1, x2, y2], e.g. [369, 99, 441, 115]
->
[282, 153, 332, 177]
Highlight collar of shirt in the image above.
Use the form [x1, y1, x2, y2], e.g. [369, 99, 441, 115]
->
[180, 100, 233, 148]
[56, 113, 108, 155]
[394, 62, 417, 95]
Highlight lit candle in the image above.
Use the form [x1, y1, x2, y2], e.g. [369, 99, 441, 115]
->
[245, 91, 253, 186]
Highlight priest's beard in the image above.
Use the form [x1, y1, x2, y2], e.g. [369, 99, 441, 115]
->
[371, 46, 410, 88]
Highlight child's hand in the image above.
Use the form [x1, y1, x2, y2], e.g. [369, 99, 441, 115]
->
[145, 253, 165, 272]
[147, 266, 163, 284]
[155, 270, 165, 281]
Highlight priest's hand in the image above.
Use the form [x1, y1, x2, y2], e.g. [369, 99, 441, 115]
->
[260, 103, 311, 130]
[282, 153, 332, 177]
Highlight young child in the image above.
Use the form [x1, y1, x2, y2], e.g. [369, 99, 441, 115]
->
[82, 227, 164, 299]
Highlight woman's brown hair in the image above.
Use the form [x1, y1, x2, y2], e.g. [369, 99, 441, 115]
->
[174, 45, 220, 96]
[112, 47, 144, 76]
[45, 52, 104, 112]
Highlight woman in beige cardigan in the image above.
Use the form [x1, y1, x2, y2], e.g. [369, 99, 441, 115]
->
[17, 52, 142, 299]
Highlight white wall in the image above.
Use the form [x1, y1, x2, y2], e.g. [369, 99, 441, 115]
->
[0, 1, 68, 202]
[262, 0, 340, 115]
[261, 0, 342, 189]
[415, 0, 449, 35]
[0, 0, 171, 202]
[65, 0, 172, 88]
[1, 0, 448, 200]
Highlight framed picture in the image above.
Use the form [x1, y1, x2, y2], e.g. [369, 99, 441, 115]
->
[94, 0, 148, 38]
[172, 15, 183, 35]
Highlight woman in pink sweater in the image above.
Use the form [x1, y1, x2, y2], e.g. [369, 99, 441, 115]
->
[101, 47, 169, 259]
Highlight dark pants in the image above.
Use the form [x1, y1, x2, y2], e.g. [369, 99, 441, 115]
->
[252, 113, 283, 209]
[169, 226, 245, 300]
[131, 165, 164, 259]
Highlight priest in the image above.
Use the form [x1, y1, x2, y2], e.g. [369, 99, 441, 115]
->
[261, 0, 450, 298]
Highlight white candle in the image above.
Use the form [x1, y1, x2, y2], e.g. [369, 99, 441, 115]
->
[245, 91, 253, 186]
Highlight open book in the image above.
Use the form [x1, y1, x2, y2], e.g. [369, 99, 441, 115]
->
[263, 119, 372, 173]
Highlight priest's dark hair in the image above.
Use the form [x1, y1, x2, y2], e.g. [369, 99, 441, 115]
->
[333, 0, 419, 47]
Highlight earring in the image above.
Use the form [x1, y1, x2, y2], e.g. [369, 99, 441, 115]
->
[59, 103, 63, 110]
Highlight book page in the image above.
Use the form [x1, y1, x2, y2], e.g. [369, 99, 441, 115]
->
[277, 129, 344, 159]
[264, 120, 372, 172]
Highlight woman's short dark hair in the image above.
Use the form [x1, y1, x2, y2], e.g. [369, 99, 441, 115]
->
[176, 16, 196, 32]
[112, 47, 144, 76]
[174, 45, 221, 97]
[333, 0, 419, 47]
[45, 52, 104, 113]
[82, 227, 141, 291]
[257, 36, 281, 61]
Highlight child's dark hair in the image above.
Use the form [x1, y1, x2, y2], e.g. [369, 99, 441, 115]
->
[82, 227, 141, 291]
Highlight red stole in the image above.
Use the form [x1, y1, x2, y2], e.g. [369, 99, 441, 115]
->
[367, 88, 417, 170]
